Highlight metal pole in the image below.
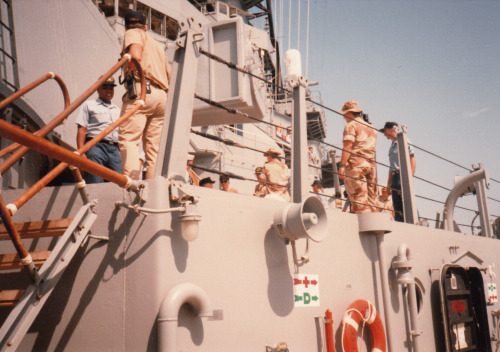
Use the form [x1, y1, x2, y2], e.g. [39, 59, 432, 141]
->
[331, 150, 341, 198]
[375, 232, 395, 352]
[290, 75, 308, 203]
[396, 125, 417, 224]
[157, 19, 203, 180]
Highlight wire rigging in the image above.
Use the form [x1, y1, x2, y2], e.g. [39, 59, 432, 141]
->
[196, 41, 500, 225]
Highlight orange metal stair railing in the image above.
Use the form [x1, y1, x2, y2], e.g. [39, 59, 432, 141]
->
[0, 72, 70, 159]
[0, 55, 133, 175]
[0, 54, 145, 275]
[0, 55, 147, 350]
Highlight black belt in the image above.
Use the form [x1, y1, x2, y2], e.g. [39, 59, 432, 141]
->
[86, 137, 118, 146]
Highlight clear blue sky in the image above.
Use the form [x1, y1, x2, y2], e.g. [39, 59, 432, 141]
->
[264, 0, 500, 231]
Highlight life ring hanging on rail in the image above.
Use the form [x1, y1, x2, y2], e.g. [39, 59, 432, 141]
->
[341, 299, 387, 352]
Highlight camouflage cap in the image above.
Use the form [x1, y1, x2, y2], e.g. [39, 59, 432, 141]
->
[264, 148, 281, 157]
[339, 101, 362, 115]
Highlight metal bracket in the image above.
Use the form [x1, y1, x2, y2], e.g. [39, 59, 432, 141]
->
[287, 74, 308, 89]
[176, 17, 204, 49]
[451, 250, 484, 265]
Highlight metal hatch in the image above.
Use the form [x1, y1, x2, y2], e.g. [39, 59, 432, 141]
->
[439, 264, 491, 352]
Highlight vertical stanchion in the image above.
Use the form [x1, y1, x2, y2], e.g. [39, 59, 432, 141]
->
[157, 19, 203, 180]
[397, 125, 418, 224]
[290, 75, 309, 203]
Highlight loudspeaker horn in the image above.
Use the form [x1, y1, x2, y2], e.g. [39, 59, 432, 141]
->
[273, 196, 327, 242]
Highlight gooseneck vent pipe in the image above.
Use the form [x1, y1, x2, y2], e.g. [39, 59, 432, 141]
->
[443, 168, 488, 232]
[392, 244, 421, 352]
[158, 283, 213, 352]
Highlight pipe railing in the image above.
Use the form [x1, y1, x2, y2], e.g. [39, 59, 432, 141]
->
[0, 55, 132, 175]
[0, 72, 70, 159]
[8, 86, 145, 213]
[0, 55, 144, 266]
[3, 56, 145, 215]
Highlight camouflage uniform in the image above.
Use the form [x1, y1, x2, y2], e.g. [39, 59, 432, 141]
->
[377, 195, 394, 219]
[343, 117, 378, 213]
[263, 159, 291, 202]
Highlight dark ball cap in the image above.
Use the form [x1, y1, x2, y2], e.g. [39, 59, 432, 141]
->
[312, 180, 322, 187]
[199, 177, 215, 186]
[125, 10, 146, 26]
[379, 121, 398, 132]
[100, 76, 117, 87]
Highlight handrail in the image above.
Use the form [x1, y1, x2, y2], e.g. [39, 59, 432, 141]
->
[0, 193, 37, 279]
[0, 72, 70, 159]
[0, 55, 131, 175]
[9, 87, 146, 212]
[0, 56, 144, 270]
[0, 55, 146, 216]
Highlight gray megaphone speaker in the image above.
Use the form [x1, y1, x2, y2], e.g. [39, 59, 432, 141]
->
[273, 196, 327, 242]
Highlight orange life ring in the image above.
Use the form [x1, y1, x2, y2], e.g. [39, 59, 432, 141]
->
[341, 299, 386, 352]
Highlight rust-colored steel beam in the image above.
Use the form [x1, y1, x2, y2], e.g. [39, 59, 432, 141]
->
[0, 55, 131, 175]
[0, 193, 29, 260]
[0, 72, 70, 159]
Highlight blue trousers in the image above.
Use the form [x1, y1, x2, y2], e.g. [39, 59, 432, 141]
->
[84, 142, 122, 184]
[391, 172, 404, 222]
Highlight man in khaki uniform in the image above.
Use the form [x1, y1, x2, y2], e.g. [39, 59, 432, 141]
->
[119, 10, 171, 180]
[338, 101, 378, 213]
[262, 148, 291, 202]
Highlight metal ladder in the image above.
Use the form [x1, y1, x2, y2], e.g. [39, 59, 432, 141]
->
[0, 201, 98, 351]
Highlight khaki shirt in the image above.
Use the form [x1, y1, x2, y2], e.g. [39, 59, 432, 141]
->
[343, 117, 377, 168]
[263, 159, 290, 201]
[123, 28, 171, 92]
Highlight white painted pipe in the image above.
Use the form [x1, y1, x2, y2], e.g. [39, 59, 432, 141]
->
[443, 168, 488, 231]
[375, 232, 394, 352]
[395, 244, 421, 352]
[158, 283, 213, 352]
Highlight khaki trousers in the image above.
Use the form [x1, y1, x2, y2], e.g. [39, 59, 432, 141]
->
[119, 85, 167, 180]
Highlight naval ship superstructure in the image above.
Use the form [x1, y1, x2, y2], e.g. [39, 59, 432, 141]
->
[0, 1, 499, 351]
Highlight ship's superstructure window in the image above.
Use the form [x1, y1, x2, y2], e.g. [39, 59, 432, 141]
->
[0, 0, 19, 90]
[118, 0, 134, 18]
[93, 0, 180, 41]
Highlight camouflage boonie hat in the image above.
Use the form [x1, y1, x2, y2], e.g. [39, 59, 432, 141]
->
[339, 101, 362, 115]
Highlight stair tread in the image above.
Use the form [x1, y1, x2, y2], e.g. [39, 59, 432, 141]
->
[0, 250, 51, 270]
[0, 289, 25, 306]
[0, 218, 73, 241]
